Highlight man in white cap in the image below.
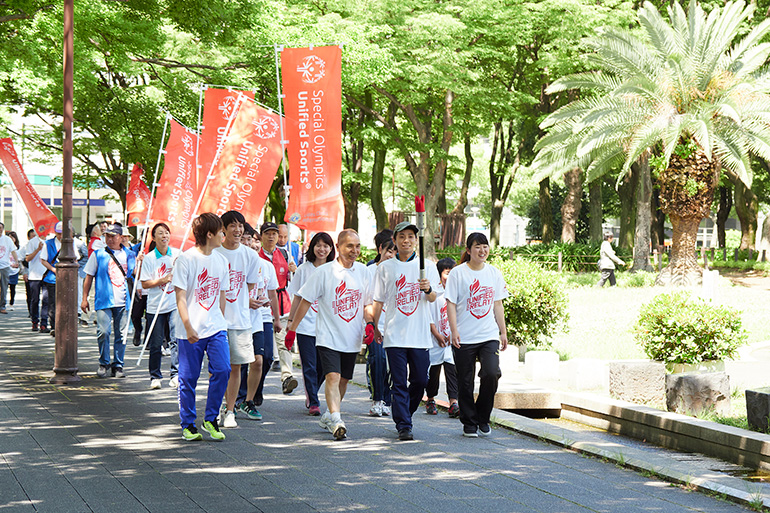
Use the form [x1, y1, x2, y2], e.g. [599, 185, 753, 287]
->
[0, 222, 19, 315]
[39, 222, 63, 335]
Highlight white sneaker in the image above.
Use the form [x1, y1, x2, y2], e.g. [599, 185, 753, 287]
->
[223, 410, 237, 428]
[217, 402, 226, 424]
[319, 411, 331, 430]
[150, 378, 162, 390]
[8, 306, 13, 311]
[381, 403, 391, 416]
[369, 401, 382, 417]
[161, 347, 171, 356]
[169, 376, 178, 389]
[330, 420, 347, 440]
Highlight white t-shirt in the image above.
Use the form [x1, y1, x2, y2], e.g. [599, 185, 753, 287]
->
[25, 237, 46, 280]
[0, 234, 16, 270]
[258, 259, 279, 325]
[429, 292, 454, 365]
[367, 265, 386, 333]
[287, 260, 322, 336]
[444, 263, 509, 345]
[84, 248, 129, 306]
[215, 245, 261, 331]
[171, 247, 230, 340]
[298, 260, 371, 353]
[373, 256, 439, 349]
[247, 257, 273, 333]
[140, 247, 180, 315]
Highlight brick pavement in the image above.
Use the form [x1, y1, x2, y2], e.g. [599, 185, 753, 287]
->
[0, 303, 752, 512]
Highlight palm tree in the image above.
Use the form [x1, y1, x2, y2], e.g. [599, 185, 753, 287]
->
[532, 0, 770, 285]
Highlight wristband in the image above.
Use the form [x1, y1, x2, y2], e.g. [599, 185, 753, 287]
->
[424, 286, 432, 295]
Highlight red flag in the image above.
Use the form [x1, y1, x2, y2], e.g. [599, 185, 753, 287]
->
[199, 88, 255, 187]
[197, 96, 283, 220]
[126, 163, 152, 227]
[149, 120, 199, 249]
[0, 138, 59, 237]
[281, 46, 344, 232]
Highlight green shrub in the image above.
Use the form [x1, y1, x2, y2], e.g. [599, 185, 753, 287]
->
[635, 291, 747, 364]
[358, 248, 377, 264]
[509, 242, 633, 272]
[561, 270, 659, 288]
[619, 271, 658, 288]
[490, 257, 569, 348]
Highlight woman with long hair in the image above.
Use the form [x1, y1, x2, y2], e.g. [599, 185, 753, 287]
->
[445, 232, 509, 438]
[286, 232, 335, 416]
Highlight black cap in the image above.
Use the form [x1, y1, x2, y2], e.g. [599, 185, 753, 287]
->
[105, 223, 123, 236]
[260, 222, 279, 234]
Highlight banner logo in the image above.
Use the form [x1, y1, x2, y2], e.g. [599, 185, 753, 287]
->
[297, 55, 326, 84]
[252, 116, 279, 139]
[182, 134, 195, 157]
[218, 96, 238, 120]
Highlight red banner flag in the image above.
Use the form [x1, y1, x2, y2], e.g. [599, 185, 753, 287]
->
[126, 163, 152, 227]
[0, 138, 59, 237]
[197, 96, 283, 220]
[149, 121, 199, 249]
[281, 46, 344, 232]
[199, 88, 255, 186]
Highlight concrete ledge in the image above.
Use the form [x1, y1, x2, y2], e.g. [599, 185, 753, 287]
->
[492, 382, 562, 410]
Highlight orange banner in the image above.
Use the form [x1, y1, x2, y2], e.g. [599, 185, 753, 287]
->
[126, 163, 151, 227]
[199, 88, 255, 187]
[149, 121, 199, 249]
[197, 96, 283, 222]
[281, 46, 344, 232]
[0, 138, 59, 237]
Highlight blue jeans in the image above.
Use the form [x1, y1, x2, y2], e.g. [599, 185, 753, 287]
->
[297, 334, 320, 408]
[385, 347, 430, 431]
[145, 312, 177, 379]
[28, 280, 48, 327]
[367, 340, 391, 405]
[96, 307, 127, 369]
[177, 330, 230, 427]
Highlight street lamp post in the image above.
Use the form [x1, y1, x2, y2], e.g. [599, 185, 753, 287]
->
[51, 0, 80, 384]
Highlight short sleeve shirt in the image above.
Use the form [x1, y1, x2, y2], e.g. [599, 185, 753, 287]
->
[443, 263, 509, 345]
[215, 245, 261, 330]
[24, 237, 46, 280]
[258, 259, 279, 324]
[298, 260, 371, 353]
[0, 234, 16, 269]
[140, 247, 180, 315]
[287, 261, 321, 336]
[373, 256, 439, 349]
[171, 247, 230, 340]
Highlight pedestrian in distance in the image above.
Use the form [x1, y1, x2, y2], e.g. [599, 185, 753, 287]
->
[81, 222, 138, 379]
[6, 231, 20, 312]
[370, 221, 439, 441]
[24, 228, 47, 331]
[426, 257, 460, 418]
[597, 232, 625, 287]
[445, 232, 509, 438]
[286, 231, 336, 416]
[286, 229, 375, 440]
[172, 213, 231, 442]
[0, 221, 20, 315]
[40, 222, 63, 336]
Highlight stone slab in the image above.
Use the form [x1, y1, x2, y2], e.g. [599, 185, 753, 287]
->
[609, 360, 665, 403]
[666, 371, 730, 416]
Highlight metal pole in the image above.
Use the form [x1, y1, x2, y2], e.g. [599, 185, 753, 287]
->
[51, 0, 80, 384]
[273, 44, 295, 245]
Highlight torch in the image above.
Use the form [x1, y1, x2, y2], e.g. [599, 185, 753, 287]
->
[415, 195, 426, 280]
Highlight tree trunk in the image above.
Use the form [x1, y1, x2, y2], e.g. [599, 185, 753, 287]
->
[632, 154, 653, 272]
[716, 185, 732, 248]
[656, 215, 702, 286]
[560, 167, 583, 243]
[734, 179, 758, 250]
[539, 178, 554, 243]
[651, 182, 666, 249]
[370, 146, 388, 231]
[451, 133, 473, 215]
[343, 183, 360, 230]
[588, 180, 602, 243]
[617, 167, 638, 249]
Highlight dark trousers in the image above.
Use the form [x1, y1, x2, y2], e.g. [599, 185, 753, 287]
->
[146, 312, 172, 379]
[367, 339, 391, 404]
[452, 341, 501, 429]
[598, 268, 617, 287]
[44, 282, 56, 330]
[131, 294, 147, 338]
[25, 280, 31, 314]
[426, 362, 458, 400]
[249, 322, 274, 406]
[385, 347, 430, 431]
[28, 280, 47, 326]
[297, 334, 321, 408]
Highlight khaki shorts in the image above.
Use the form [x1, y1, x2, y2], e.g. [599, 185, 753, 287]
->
[227, 328, 255, 365]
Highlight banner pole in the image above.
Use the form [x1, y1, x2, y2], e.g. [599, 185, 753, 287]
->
[273, 44, 296, 264]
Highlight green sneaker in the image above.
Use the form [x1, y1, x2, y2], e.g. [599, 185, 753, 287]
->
[239, 401, 263, 421]
[182, 424, 202, 441]
[202, 419, 225, 441]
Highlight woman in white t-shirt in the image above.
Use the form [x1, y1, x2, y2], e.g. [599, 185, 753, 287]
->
[286, 232, 335, 416]
[445, 232, 509, 439]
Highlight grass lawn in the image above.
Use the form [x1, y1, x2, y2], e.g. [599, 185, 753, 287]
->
[549, 273, 770, 362]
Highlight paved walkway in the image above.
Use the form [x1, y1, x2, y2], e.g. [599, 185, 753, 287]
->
[0, 300, 752, 512]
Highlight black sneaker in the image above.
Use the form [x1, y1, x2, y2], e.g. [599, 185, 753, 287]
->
[479, 423, 491, 437]
[426, 400, 438, 415]
[113, 367, 126, 378]
[282, 376, 298, 394]
[133, 332, 142, 346]
[50, 329, 55, 337]
[463, 426, 478, 438]
[40, 326, 50, 334]
[398, 428, 414, 441]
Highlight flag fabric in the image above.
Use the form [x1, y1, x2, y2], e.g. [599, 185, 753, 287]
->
[199, 88, 255, 187]
[149, 120, 199, 249]
[126, 163, 152, 227]
[0, 138, 59, 237]
[196, 95, 283, 221]
[281, 45, 344, 232]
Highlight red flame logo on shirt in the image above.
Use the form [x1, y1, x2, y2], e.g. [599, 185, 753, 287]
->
[159, 262, 174, 294]
[159, 263, 167, 275]
[195, 267, 220, 311]
[469, 279, 480, 295]
[198, 268, 208, 286]
[336, 280, 347, 297]
[396, 274, 407, 290]
[467, 278, 494, 319]
[395, 273, 421, 317]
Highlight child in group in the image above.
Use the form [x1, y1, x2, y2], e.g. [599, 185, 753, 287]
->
[172, 213, 231, 442]
[426, 257, 460, 417]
